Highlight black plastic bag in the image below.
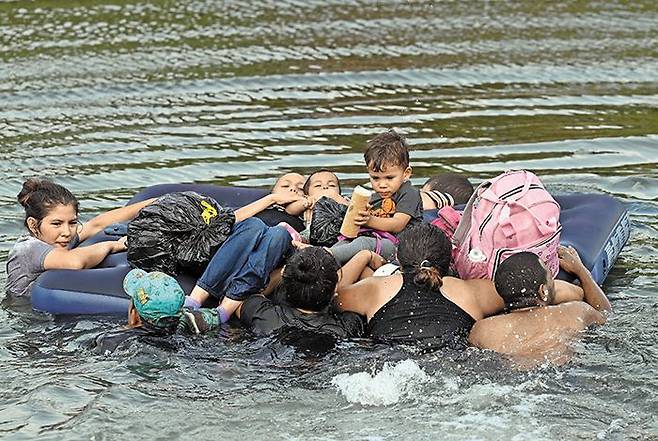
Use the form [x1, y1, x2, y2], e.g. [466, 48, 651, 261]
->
[127, 191, 235, 276]
[309, 196, 347, 247]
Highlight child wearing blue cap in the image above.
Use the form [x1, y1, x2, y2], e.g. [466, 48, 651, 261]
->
[124, 268, 220, 333]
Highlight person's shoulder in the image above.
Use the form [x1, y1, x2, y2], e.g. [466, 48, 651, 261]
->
[444, 276, 494, 294]
[397, 180, 420, 196]
[10, 235, 48, 253]
[468, 314, 508, 348]
[8, 235, 53, 267]
[241, 294, 272, 317]
[549, 301, 605, 327]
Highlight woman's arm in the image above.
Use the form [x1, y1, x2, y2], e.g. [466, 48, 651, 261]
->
[335, 250, 391, 319]
[80, 198, 156, 242]
[43, 237, 126, 270]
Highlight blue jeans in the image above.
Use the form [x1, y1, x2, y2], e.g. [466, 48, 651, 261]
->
[196, 217, 291, 301]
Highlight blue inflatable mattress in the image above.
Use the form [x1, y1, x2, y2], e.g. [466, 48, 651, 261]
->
[31, 185, 630, 315]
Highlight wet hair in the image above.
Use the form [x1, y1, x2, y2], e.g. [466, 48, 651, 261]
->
[363, 129, 410, 172]
[423, 173, 474, 205]
[494, 252, 547, 311]
[303, 169, 342, 195]
[281, 246, 339, 311]
[397, 223, 451, 292]
[17, 178, 79, 234]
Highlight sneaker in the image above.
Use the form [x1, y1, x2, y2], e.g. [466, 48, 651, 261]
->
[182, 309, 217, 334]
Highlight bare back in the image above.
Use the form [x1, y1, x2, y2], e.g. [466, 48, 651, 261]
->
[468, 301, 606, 369]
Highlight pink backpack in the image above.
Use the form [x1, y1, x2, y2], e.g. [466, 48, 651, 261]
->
[430, 206, 462, 242]
[453, 170, 561, 280]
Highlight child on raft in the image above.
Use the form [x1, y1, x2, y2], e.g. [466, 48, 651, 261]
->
[420, 173, 474, 210]
[6, 178, 155, 298]
[303, 169, 349, 207]
[295, 169, 350, 243]
[329, 129, 423, 265]
[239, 172, 311, 232]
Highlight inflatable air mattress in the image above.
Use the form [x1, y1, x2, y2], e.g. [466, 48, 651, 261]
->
[31, 185, 630, 315]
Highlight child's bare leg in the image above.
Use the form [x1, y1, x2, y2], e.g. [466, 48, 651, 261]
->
[188, 285, 210, 307]
[216, 297, 243, 323]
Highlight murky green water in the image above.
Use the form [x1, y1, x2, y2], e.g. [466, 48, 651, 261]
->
[1, 1, 657, 439]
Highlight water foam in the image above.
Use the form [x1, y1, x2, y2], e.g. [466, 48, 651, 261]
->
[331, 359, 431, 406]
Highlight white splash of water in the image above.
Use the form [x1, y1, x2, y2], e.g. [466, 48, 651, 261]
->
[331, 359, 431, 406]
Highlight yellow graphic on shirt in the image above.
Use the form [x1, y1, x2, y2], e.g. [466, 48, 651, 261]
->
[200, 200, 218, 225]
[371, 197, 396, 218]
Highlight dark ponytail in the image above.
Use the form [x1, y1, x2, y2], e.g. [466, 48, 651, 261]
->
[397, 223, 452, 292]
[413, 264, 444, 292]
[17, 178, 79, 233]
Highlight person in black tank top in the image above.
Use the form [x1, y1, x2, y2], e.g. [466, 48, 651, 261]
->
[368, 273, 475, 350]
[335, 223, 501, 351]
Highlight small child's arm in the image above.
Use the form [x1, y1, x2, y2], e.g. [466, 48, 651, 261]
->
[234, 193, 305, 222]
[364, 211, 412, 234]
[283, 197, 311, 216]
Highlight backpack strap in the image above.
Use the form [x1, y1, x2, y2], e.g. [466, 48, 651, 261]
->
[452, 181, 484, 246]
[499, 199, 560, 240]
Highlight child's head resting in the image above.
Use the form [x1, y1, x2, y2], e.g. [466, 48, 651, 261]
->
[272, 172, 305, 196]
[493, 252, 555, 311]
[397, 223, 452, 292]
[124, 268, 184, 331]
[422, 173, 474, 205]
[303, 169, 341, 199]
[280, 246, 339, 311]
[17, 178, 80, 246]
[363, 129, 412, 197]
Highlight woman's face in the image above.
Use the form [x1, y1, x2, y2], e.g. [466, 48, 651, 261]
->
[273, 173, 305, 196]
[29, 203, 78, 247]
[306, 171, 340, 198]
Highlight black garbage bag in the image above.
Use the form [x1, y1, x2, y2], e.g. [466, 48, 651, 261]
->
[309, 196, 348, 247]
[127, 191, 235, 276]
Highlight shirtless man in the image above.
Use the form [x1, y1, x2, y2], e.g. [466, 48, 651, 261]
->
[468, 246, 612, 369]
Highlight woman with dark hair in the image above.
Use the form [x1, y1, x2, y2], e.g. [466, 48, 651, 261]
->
[233, 246, 364, 337]
[6, 178, 154, 298]
[335, 223, 505, 349]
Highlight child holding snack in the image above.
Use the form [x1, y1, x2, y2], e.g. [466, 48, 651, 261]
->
[329, 129, 422, 265]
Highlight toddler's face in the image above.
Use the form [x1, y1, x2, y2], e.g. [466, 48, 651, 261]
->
[306, 171, 340, 198]
[367, 163, 411, 198]
[273, 173, 305, 196]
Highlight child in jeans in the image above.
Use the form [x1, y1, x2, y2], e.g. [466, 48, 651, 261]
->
[329, 129, 422, 265]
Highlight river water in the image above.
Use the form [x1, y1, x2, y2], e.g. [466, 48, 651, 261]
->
[1, 1, 657, 439]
